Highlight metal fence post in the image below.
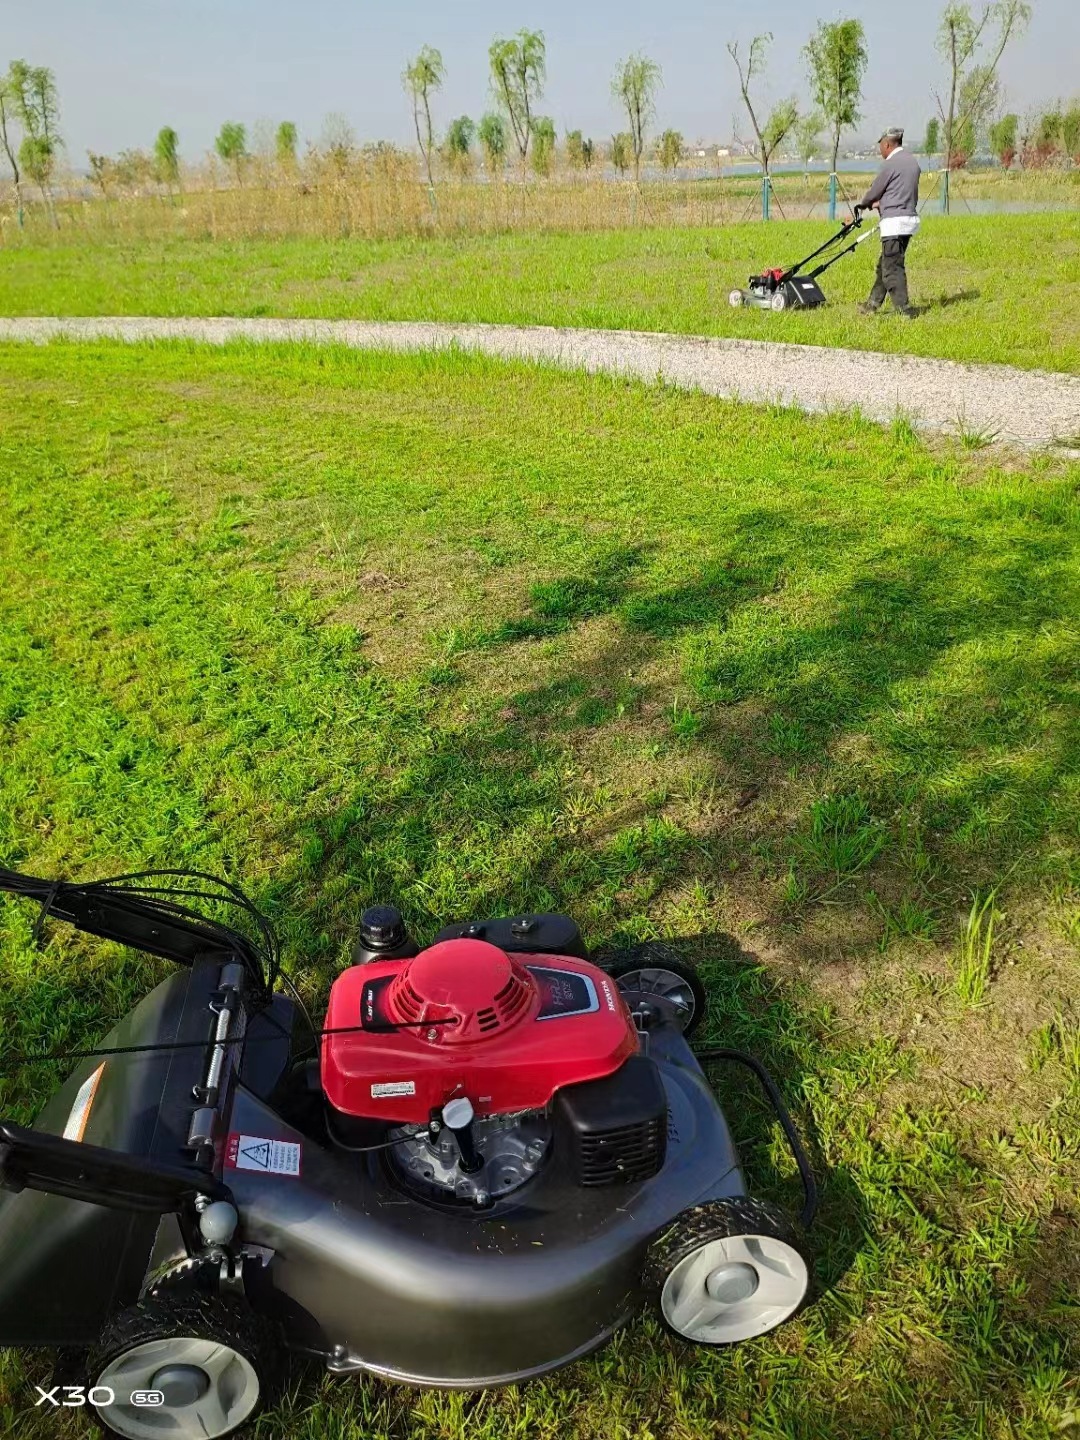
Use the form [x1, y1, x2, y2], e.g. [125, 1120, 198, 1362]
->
[828, 172, 837, 221]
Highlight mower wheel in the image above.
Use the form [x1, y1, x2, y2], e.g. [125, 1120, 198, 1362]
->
[87, 1292, 280, 1440]
[728, 289, 744, 308]
[645, 1196, 811, 1346]
[770, 291, 788, 312]
[605, 948, 707, 1038]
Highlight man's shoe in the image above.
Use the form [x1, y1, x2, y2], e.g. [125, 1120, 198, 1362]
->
[857, 302, 880, 315]
[897, 307, 918, 320]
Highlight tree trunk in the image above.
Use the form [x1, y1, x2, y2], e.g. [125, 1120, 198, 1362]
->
[944, 21, 959, 203]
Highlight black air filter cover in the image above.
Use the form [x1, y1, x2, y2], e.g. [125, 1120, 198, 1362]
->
[555, 1055, 667, 1186]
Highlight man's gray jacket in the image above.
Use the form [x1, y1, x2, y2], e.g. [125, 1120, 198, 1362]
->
[860, 147, 921, 218]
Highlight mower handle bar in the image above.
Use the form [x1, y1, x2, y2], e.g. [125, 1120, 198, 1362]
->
[806, 218, 880, 281]
[0, 1120, 233, 1215]
[781, 213, 864, 283]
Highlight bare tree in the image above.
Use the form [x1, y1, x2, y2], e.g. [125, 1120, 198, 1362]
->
[489, 29, 546, 179]
[612, 53, 662, 183]
[403, 45, 444, 193]
[935, 0, 1031, 183]
[727, 36, 797, 178]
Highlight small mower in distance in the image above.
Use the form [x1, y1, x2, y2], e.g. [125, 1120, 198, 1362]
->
[729, 210, 880, 312]
[0, 865, 817, 1440]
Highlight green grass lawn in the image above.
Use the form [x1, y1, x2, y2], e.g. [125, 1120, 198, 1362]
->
[3, 211, 1079, 372]
[1, 340, 1080, 1438]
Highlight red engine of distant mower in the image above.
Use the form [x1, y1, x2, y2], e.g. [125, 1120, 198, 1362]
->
[321, 938, 638, 1124]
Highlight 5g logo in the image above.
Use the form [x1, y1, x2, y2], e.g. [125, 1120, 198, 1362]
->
[132, 1391, 166, 1406]
[34, 1385, 165, 1407]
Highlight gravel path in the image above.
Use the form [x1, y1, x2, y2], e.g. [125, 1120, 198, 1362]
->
[3, 315, 1078, 449]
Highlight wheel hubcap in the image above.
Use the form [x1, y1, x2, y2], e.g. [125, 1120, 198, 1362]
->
[94, 1337, 260, 1440]
[706, 1261, 759, 1304]
[661, 1232, 808, 1344]
[150, 1364, 210, 1406]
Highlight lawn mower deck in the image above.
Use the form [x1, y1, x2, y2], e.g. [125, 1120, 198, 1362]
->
[0, 867, 815, 1439]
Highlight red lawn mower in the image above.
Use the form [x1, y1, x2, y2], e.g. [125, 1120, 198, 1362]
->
[0, 866, 817, 1439]
[729, 212, 880, 311]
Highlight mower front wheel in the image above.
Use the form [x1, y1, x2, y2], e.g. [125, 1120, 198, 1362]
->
[728, 289, 745, 308]
[770, 290, 788, 312]
[88, 1292, 280, 1440]
[646, 1196, 811, 1346]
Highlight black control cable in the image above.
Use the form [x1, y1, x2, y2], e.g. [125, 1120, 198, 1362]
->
[693, 1047, 819, 1229]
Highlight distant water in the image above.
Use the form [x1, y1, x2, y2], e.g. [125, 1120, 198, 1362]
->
[659, 158, 943, 181]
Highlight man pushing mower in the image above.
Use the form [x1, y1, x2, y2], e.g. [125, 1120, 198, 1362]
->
[854, 126, 921, 318]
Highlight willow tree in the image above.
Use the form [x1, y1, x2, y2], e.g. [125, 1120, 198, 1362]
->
[403, 45, 444, 192]
[656, 128, 683, 175]
[154, 126, 180, 191]
[215, 122, 248, 184]
[276, 120, 298, 167]
[803, 18, 868, 172]
[612, 52, 661, 182]
[444, 115, 476, 175]
[478, 112, 507, 175]
[8, 60, 61, 221]
[489, 29, 546, 179]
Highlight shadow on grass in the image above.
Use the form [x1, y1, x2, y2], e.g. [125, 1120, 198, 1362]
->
[918, 288, 982, 311]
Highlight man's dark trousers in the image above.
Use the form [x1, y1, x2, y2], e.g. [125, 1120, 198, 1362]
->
[868, 235, 911, 311]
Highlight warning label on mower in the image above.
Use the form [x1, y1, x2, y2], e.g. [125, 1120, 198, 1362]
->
[371, 1080, 416, 1098]
[225, 1133, 302, 1177]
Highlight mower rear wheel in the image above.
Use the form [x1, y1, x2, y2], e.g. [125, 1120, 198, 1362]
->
[770, 291, 788, 312]
[728, 289, 744, 308]
[605, 949, 707, 1038]
[646, 1196, 811, 1346]
[88, 1292, 280, 1440]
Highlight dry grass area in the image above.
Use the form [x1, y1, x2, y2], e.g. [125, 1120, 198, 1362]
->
[2, 157, 1077, 245]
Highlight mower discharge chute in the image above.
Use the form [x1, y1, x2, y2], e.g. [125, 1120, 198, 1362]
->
[0, 865, 817, 1440]
[729, 211, 880, 311]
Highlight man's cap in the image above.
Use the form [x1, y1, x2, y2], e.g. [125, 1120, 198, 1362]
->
[879, 126, 904, 144]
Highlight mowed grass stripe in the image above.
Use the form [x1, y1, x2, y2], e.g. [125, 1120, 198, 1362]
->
[1, 341, 1079, 1437]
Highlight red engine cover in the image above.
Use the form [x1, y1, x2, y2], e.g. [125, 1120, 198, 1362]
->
[321, 938, 638, 1124]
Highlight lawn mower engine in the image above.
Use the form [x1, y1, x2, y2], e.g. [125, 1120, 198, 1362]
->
[0, 869, 817, 1440]
[322, 929, 663, 1206]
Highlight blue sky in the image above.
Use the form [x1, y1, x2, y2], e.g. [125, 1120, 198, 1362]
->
[7, 0, 1078, 160]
